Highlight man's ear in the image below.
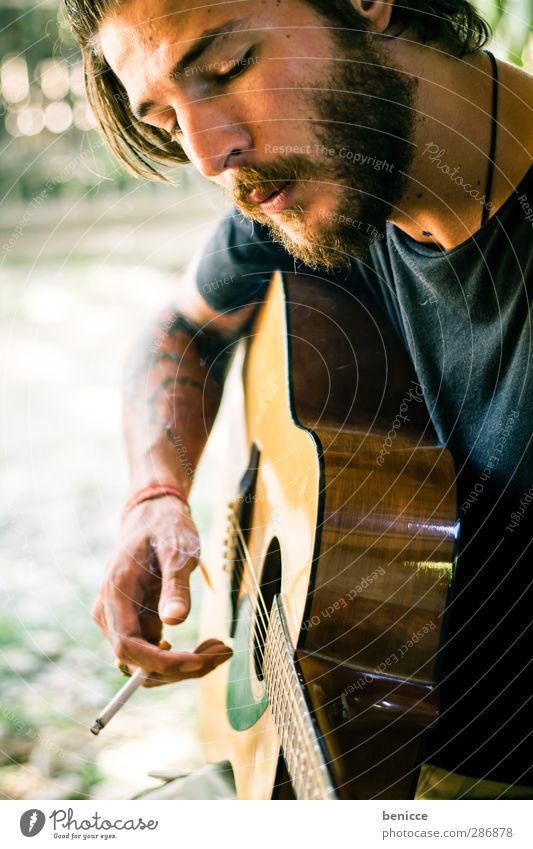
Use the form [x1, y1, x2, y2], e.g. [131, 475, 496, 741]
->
[351, 1, 396, 33]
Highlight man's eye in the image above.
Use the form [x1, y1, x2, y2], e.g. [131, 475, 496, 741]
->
[218, 49, 255, 82]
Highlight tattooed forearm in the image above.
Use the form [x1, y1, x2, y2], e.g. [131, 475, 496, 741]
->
[122, 301, 242, 489]
[147, 375, 203, 429]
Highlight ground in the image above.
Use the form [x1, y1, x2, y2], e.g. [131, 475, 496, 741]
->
[0, 174, 225, 799]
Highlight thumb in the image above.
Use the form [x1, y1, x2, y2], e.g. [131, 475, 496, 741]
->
[158, 548, 196, 625]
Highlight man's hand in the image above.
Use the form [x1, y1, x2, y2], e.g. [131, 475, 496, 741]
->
[91, 495, 231, 686]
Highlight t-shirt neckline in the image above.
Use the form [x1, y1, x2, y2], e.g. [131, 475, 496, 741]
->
[389, 162, 533, 259]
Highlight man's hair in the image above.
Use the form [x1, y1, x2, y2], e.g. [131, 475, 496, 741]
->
[63, 0, 491, 180]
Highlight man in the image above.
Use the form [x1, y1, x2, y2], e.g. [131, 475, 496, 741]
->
[64, 0, 533, 798]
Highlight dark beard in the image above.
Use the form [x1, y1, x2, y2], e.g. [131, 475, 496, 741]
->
[229, 27, 416, 270]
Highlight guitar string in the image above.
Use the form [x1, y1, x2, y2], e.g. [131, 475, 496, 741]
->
[233, 530, 316, 792]
[228, 514, 271, 630]
[230, 526, 319, 782]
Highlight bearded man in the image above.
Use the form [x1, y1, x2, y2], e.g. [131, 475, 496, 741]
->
[63, 0, 533, 799]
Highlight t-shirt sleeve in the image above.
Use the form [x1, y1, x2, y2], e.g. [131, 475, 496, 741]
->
[195, 206, 298, 313]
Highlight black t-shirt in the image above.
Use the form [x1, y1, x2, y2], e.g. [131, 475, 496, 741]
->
[195, 167, 533, 783]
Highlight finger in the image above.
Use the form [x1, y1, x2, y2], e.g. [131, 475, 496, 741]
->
[104, 543, 161, 640]
[115, 658, 132, 677]
[91, 597, 108, 636]
[138, 598, 164, 645]
[157, 544, 199, 625]
[117, 636, 231, 676]
[142, 645, 232, 687]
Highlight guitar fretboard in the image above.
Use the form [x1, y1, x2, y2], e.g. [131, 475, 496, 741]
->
[264, 596, 337, 800]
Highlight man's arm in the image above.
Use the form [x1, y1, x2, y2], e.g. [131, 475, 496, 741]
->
[92, 258, 258, 687]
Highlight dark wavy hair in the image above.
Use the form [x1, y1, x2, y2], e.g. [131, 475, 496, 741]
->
[63, 0, 491, 180]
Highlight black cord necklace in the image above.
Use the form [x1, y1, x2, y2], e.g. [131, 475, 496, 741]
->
[481, 50, 499, 228]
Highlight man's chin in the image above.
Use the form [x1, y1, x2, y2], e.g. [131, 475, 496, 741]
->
[235, 201, 373, 269]
[265, 217, 370, 271]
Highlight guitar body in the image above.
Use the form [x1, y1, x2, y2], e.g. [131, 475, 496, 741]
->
[199, 272, 457, 800]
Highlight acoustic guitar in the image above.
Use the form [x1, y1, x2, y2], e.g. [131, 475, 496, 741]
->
[198, 271, 457, 800]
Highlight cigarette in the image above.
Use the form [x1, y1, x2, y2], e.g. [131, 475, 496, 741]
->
[90, 640, 171, 736]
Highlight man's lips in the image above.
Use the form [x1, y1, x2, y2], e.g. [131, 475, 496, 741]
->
[246, 180, 295, 213]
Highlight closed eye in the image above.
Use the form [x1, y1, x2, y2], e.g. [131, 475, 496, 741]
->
[217, 48, 256, 82]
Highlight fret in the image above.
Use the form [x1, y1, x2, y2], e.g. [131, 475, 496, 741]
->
[264, 595, 336, 800]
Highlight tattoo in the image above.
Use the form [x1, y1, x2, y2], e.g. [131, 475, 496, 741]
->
[166, 313, 200, 340]
[147, 376, 203, 428]
[150, 351, 191, 367]
[166, 313, 233, 381]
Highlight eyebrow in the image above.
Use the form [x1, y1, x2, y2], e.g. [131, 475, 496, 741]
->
[131, 17, 246, 121]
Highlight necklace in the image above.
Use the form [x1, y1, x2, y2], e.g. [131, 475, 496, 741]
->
[481, 50, 499, 227]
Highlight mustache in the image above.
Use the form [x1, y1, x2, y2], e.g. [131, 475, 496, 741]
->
[229, 156, 320, 211]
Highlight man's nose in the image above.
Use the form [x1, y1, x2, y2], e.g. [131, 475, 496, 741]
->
[178, 100, 253, 178]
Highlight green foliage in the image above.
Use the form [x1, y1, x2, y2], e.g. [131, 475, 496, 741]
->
[475, 0, 533, 63]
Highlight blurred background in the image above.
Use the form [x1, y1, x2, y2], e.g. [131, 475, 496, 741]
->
[1, 0, 532, 800]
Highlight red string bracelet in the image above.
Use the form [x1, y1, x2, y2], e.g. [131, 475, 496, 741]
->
[121, 484, 190, 524]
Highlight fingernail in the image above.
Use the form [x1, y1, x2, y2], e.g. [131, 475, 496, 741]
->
[162, 602, 185, 620]
[180, 661, 204, 673]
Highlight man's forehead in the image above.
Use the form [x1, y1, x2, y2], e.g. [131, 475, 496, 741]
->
[99, 0, 260, 77]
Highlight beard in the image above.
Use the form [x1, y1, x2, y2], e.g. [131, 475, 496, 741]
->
[228, 25, 416, 270]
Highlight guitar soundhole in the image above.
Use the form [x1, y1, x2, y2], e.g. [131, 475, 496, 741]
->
[253, 537, 282, 682]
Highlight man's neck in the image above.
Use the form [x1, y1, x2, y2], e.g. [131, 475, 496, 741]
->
[382, 35, 533, 250]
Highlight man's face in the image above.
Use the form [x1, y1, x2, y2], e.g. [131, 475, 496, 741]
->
[100, 0, 415, 268]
